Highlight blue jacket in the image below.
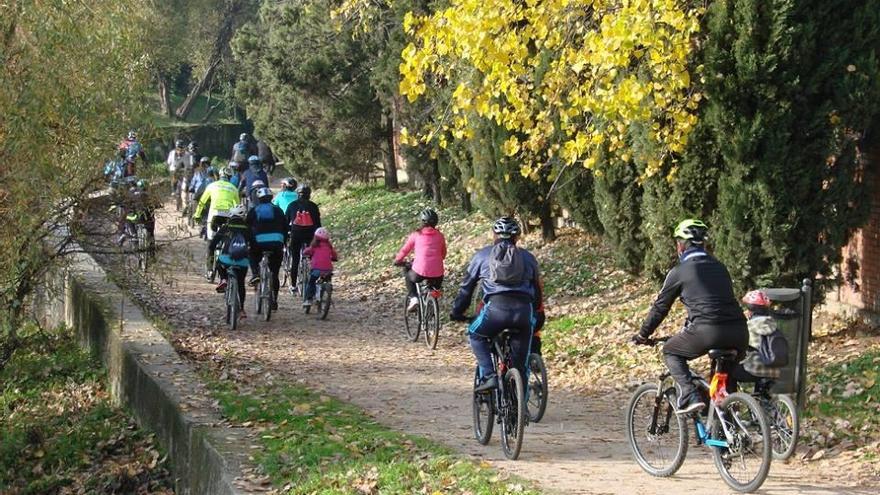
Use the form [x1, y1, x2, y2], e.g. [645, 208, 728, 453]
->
[272, 190, 298, 216]
[240, 166, 269, 195]
[451, 240, 541, 317]
[246, 201, 288, 248]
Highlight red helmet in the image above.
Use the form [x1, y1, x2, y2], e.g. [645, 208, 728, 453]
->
[742, 290, 770, 307]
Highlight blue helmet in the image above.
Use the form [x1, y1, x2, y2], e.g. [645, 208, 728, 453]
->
[248, 155, 261, 165]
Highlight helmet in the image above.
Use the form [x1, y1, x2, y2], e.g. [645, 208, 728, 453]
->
[674, 219, 708, 244]
[493, 217, 521, 239]
[256, 187, 273, 200]
[239, 133, 248, 141]
[281, 177, 297, 190]
[228, 161, 240, 171]
[188, 141, 198, 151]
[252, 180, 266, 189]
[742, 290, 771, 308]
[229, 204, 247, 219]
[135, 179, 147, 190]
[297, 184, 311, 198]
[199, 156, 211, 165]
[175, 139, 185, 148]
[248, 155, 261, 165]
[220, 167, 234, 180]
[314, 227, 330, 241]
[419, 208, 439, 227]
[127, 130, 137, 140]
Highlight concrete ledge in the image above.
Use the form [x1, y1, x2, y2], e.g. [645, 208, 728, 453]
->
[36, 250, 254, 495]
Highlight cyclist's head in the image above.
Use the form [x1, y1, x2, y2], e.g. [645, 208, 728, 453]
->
[199, 156, 211, 167]
[281, 177, 297, 190]
[220, 167, 234, 180]
[188, 141, 198, 152]
[673, 218, 708, 251]
[314, 227, 330, 241]
[742, 290, 771, 315]
[229, 204, 247, 220]
[127, 130, 137, 140]
[492, 216, 521, 241]
[135, 179, 147, 191]
[174, 139, 185, 149]
[256, 187, 273, 202]
[296, 183, 311, 200]
[419, 208, 439, 228]
[240, 133, 248, 141]
[247, 155, 261, 167]
[228, 160, 240, 171]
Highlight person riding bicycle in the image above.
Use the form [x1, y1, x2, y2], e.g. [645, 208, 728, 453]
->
[230, 133, 256, 169]
[393, 208, 446, 312]
[272, 177, 298, 215]
[256, 138, 276, 175]
[167, 139, 188, 195]
[190, 157, 212, 197]
[118, 179, 160, 251]
[193, 166, 240, 241]
[285, 184, 321, 292]
[450, 217, 544, 393]
[632, 219, 748, 415]
[245, 187, 287, 309]
[303, 227, 338, 307]
[185, 141, 201, 171]
[228, 161, 243, 189]
[240, 156, 269, 204]
[104, 148, 128, 184]
[211, 205, 254, 319]
[119, 130, 146, 166]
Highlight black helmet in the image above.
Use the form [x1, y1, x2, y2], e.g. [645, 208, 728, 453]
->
[175, 139, 185, 148]
[493, 217, 521, 239]
[419, 208, 439, 227]
[296, 183, 311, 198]
[281, 177, 297, 190]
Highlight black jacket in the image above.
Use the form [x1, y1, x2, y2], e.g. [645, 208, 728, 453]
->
[285, 199, 321, 238]
[640, 248, 745, 337]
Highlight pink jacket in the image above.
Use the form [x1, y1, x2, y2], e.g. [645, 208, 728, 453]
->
[304, 240, 338, 272]
[394, 227, 446, 278]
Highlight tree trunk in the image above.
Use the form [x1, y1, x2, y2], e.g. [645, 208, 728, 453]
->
[383, 114, 399, 189]
[175, 57, 221, 120]
[429, 159, 442, 204]
[539, 203, 557, 242]
[460, 189, 473, 213]
[158, 77, 173, 117]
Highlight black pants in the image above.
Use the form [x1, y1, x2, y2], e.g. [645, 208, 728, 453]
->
[249, 245, 283, 301]
[405, 269, 443, 298]
[662, 321, 748, 399]
[288, 232, 314, 282]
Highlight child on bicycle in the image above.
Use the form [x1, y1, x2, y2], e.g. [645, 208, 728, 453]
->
[302, 227, 338, 307]
[393, 208, 446, 312]
[211, 205, 254, 319]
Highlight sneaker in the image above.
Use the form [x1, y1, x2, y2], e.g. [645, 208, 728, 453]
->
[474, 374, 498, 393]
[240, 310, 247, 320]
[675, 391, 706, 415]
[271, 301, 278, 311]
[288, 285, 296, 295]
[249, 276, 260, 287]
[302, 299, 312, 307]
[215, 280, 227, 293]
[407, 296, 419, 312]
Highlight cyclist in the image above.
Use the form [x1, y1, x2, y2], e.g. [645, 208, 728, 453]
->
[230, 133, 255, 169]
[246, 187, 287, 309]
[240, 155, 269, 204]
[256, 138, 276, 176]
[185, 141, 201, 169]
[393, 208, 446, 312]
[119, 179, 160, 251]
[167, 139, 187, 195]
[285, 184, 321, 294]
[273, 177, 298, 215]
[450, 217, 544, 392]
[119, 130, 146, 165]
[228, 161, 243, 189]
[303, 227, 338, 307]
[104, 149, 127, 184]
[211, 204, 254, 318]
[632, 219, 748, 415]
[193, 166, 240, 241]
[190, 157, 212, 197]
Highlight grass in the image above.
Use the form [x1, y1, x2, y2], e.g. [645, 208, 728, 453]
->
[0, 327, 171, 494]
[211, 380, 538, 494]
[810, 347, 880, 431]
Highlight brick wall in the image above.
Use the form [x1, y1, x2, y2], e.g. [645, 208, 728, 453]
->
[835, 137, 880, 312]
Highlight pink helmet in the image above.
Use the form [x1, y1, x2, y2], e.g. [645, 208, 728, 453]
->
[314, 227, 330, 241]
[742, 290, 770, 307]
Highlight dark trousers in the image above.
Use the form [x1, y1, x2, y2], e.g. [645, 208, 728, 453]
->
[468, 295, 534, 380]
[249, 244, 283, 301]
[662, 321, 748, 399]
[405, 269, 443, 298]
[219, 265, 247, 306]
[288, 232, 314, 282]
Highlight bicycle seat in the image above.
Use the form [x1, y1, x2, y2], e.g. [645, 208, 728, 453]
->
[707, 349, 739, 361]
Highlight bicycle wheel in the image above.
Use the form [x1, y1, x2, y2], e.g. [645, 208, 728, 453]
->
[318, 282, 331, 320]
[403, 295, 420, 341]
[423, 296, 440, 349]
[281, 248, 291, 287]
[137, 226, 148, 272]
[711, 392, 772, 493]
[767, 394, 799, 460]
[261, 262, 273, 322]
[472, 367, 494, 445]
[228, 275, 240, 330]
[626, 383, 688, 477]
[526, 354, 548, 423]
[499, 367, 526, 460]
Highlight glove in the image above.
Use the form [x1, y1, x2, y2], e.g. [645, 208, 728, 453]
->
[631, 333, 650, 346]
[449, 313, 469, 323]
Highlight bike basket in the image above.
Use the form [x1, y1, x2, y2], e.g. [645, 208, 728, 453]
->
[709, 372, 729, 402]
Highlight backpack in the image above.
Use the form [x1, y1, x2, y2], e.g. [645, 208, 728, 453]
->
[227, 230, 249, 261]
[232, 141, 248, 162]
[255, 203, 275, 222]
[488, 243, 525, 285]
[758, 329, 789, 368]
[292, 209, 314, 227]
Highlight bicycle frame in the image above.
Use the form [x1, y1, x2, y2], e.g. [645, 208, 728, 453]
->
[414, 281, 441, 318]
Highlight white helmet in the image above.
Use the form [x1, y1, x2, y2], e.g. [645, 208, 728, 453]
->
[229, 204, 247, 219]
[256, 187, 273, 199]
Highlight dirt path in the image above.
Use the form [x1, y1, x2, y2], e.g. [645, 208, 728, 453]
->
[133, 200, 872, 495]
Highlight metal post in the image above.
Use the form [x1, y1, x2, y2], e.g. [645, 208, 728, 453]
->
[795, 279, 813, 409]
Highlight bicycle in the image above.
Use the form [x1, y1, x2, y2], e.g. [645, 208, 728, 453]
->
[471, 328, 527, 460]
[123, 212, 152, 273]
[749, 378, 799, 460]
[224, 266, 243, 330]
[400, 265, 441, 349]
[626, 336, 772, 493]
[254, 252, 275, 322]
[526, 353, 548, 423]
[298, 248, 312, 313]
[281, 245, 292, 287]
[313, 271, 333, 320]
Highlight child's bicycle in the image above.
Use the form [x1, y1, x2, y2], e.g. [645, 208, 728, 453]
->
[313, 271, 333, 320]
[626, 336, 772, 493]
[399, 263, 442, 349]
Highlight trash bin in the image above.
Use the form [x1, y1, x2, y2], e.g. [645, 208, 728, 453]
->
[764, 279, 813, 409]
